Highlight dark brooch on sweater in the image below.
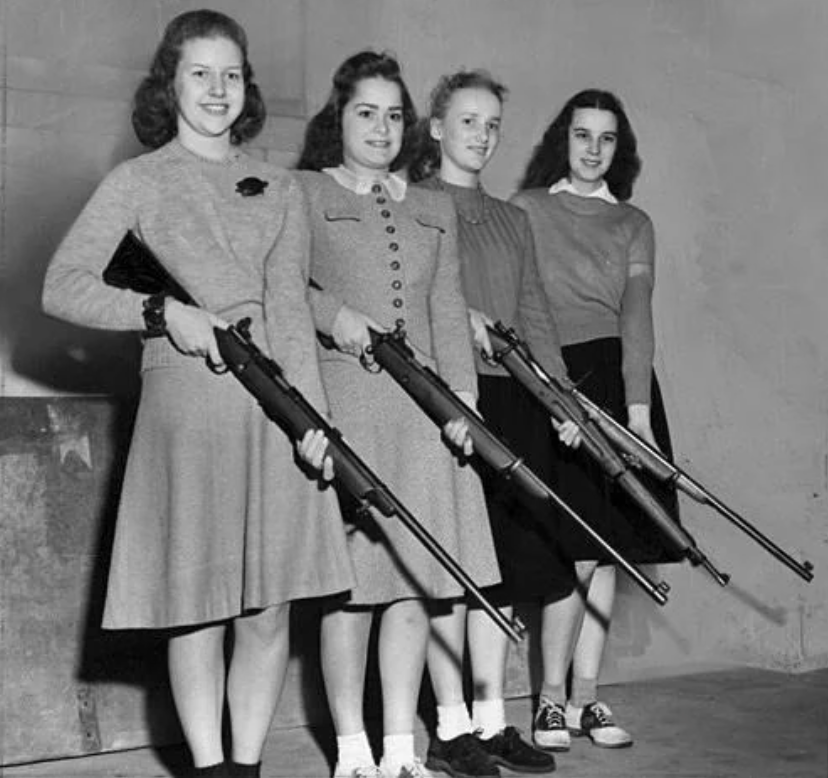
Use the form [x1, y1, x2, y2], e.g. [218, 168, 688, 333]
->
[235, 177, 269, 197]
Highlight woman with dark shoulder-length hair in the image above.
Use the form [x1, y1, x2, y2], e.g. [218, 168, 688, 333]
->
[42, 10, 354, 777]
[295, 51, 501, 778]
[511, 89, 681, 754]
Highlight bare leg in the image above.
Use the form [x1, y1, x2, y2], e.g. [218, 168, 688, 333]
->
[321, 605, 374, 736]
[571, 564, 616, 694]
[539, 561, 597, 698]
[467, 604, 511, 703]
[469, 602, 557, 774]
[566, 565, 632, 747]
[227, 605, 291, 764]
[426, 600, 468, 709]
[379, 598, 430, 735]
[168, 624, 227, 768]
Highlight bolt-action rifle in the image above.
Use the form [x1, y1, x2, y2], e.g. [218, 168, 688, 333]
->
[485, 322, 813, 584]
[365, 328, 672, 606]
[102, 231, 525, 642]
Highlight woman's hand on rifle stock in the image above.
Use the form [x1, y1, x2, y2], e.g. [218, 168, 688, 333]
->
[443, 390, 477, 457]
[164, 299, 228, 367]
[297, 429, 335, 482]
[627, 403, 658, 448]
[332, 304, 385, 358]
[469, 308, 494, 357]
[552, 418, 582, 449]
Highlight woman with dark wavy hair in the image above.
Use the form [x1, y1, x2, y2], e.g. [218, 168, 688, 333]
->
[520, 89, 641, 200]
[296, 51, 500, 778]
[296, 50, 419, 173]
[512, 89, 679, 754]
[43, 11, 354, 777]
[132, 9, 266, 149]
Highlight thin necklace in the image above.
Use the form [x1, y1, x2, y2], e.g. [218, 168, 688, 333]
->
[437, 179, 489, 225]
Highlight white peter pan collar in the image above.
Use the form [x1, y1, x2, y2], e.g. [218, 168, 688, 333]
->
[324, 165, 407, 202]
[549, 177, 617, 204]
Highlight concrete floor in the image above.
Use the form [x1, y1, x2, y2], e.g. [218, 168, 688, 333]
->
[2, 667, 826, 778]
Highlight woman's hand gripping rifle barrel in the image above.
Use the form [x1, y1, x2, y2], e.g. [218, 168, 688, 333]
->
[485, 323, 728, 585]
[486, 322, 813, 585]
[103, 231, 525, 643]
[214, 325, 524, 642]
[366, 327, 671, 606]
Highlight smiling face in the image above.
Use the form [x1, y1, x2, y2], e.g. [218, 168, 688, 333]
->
[431, 87, 502, 186]
[567, 107, 618, 194]
[340, 77, 404, 177]
[174, 35, 245, 157]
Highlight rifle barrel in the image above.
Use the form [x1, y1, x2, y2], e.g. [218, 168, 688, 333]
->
[217, 326, 526, 642]
[486, 323, 731, 587]
[368, 330, 671, 606]
[104, 231, 527, 641]
[568, 387, 814, 583]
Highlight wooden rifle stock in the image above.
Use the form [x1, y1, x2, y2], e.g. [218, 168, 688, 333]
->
[487, 322, 812, 585]
[103, 231, 526, 641]
[367, 328, 671, 606]
[486, 323, 730, 586]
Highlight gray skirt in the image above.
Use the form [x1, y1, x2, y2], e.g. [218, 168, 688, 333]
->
[102, 331, 354, 630]
[320, 354, 501, 605]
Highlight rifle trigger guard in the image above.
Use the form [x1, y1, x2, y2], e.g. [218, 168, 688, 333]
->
[206, 357, 229, 375]
[360, 347, 381, 373]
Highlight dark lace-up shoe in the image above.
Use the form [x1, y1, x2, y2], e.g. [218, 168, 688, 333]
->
[426, 732, 500, 777]
[478, 726, 556, 773]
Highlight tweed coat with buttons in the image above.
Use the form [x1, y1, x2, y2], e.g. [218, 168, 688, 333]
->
[298, 170, 501, 603]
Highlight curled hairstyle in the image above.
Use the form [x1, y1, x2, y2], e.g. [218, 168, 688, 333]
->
[519, 89, 641, 201]
[296, 50, 418, 172]
[132, 9, 266, 149]
[408, 69, 508, 184]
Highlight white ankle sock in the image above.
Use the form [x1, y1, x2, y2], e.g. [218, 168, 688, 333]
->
[381, 732, 415, 771]
[472, 698, 506, 739]
[337, 730, 373, 768]
[436, 702, 473, 742]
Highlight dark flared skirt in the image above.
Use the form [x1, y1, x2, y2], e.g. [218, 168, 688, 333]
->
[475, 374, 576, 602]
[556, 337, 682, 564]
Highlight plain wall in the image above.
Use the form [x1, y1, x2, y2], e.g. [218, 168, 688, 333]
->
[1, 0, 826, 762]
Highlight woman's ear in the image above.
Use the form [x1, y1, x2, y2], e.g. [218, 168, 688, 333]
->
[429, 117, 443, 142]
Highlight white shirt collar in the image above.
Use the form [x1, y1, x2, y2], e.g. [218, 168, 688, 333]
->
[323, 165, 407, 202]
[548, 177, 617, 204]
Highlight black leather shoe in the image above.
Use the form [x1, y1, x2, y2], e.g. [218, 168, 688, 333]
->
[426, 733, 500, 777]
[478, 727, 556, 773]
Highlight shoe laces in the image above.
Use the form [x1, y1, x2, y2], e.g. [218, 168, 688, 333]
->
[587, 701, 615, 726]
[396, 759, 430, 778]
[537, 699, 566, 728]
[497, 725, 523, 745]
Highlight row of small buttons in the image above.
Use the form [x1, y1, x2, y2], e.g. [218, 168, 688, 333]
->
[373, 184, 405, 324]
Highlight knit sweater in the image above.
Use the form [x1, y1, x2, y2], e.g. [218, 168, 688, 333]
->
[418, 178, 567, 380]
[299, 170, 477, 396]
[42, 139, 326, 406]
[510, 188, 656, 404]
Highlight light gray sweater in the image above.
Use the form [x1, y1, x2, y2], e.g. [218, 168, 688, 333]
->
[511, 189, 656, 404]
[43, 139, 327, 406]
